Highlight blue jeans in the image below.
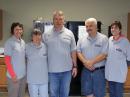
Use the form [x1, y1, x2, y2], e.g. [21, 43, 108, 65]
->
[49, 71, 72, 97]
[81, 67, 106, 97]
[109, 81, 124, 97]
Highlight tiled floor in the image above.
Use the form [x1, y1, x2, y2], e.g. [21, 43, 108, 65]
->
[0, 92, 130, 97]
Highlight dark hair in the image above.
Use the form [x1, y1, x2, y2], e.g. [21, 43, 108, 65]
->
[31, 29, 42, 41]
[110, 21, 122, 30]
[31, 29, 42, 36]
[10, 22, 23, 35]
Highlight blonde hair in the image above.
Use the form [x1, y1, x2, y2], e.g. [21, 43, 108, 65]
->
[53, 10, 64, 19]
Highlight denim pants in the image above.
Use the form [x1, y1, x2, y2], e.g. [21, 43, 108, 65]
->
[49, 71, 72, 97]
[81, 67, 106, 97]
[109, 81, 124, 97]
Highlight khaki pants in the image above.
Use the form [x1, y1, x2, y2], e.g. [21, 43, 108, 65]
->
[7, 77, 26, 97]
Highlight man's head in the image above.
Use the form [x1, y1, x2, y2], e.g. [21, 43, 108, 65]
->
[53, 10, 65, 30]
[85, 18, 97, 35]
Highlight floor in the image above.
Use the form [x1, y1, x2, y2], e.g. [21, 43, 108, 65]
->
[0, 92, 130, 97]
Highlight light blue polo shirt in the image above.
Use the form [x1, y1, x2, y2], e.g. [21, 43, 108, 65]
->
[25, 42, 48, 84]
[43, 26, 76, 73]
[77, 32, 108, 68]
[4, 36, 26, 79]
[105, 36, 130, 83]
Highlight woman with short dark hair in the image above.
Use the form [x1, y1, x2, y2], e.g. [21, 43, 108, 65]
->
[105, 21, 130, 97]
[4, 22, 26, 97]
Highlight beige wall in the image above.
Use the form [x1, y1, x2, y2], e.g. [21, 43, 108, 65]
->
[0, 0, 130, 46]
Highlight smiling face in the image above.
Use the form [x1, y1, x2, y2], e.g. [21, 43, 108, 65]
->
[13, 26, 23, 39]
[111, 25, 121, 36]
[32, 34, 42, 44]
[110, 21, 122, 36]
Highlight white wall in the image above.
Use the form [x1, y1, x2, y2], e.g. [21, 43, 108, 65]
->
[0, 0, 130, 46]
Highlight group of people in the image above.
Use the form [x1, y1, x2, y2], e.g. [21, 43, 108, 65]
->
[4, 10, 130, 97]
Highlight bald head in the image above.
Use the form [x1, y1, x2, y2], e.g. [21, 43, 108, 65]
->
[85, 18, 97, 26]
[85, 18, 97, 36]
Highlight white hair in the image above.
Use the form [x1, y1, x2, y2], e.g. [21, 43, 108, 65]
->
[85, 18, 97, 25]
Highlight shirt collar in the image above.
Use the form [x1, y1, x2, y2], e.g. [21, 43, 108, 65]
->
[87, 32, 98, 41]
[12, 35, 22, 43]
[112, 34, 124, 42]
[31, 42, 42, 49]
[53, 26, 65, 33]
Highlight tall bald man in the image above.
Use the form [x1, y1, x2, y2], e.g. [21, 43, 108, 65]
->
[77, 18, 108, 97]
[43, 10, 77, 97]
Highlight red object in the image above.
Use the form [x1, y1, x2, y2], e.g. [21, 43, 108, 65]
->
[113, 34, 125, 41]
[4, 56, 16, 78]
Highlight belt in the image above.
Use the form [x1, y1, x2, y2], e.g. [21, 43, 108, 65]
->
[94, 66, 105, 71]
[85, 66, 105, 72]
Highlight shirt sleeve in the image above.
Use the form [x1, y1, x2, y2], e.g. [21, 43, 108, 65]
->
[4, 40, 16, 78]
[126, 40, 130, 61]
[76, 38, 82, 53]
[4, 40, 13, 56]
[4, 55, 16, 78]
[101, 36, 109, 54]
[70, 32, 76, 52]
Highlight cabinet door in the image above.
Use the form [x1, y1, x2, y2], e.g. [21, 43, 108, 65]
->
[127, 13, 130, 41]
[0, 9, 2, 40]
[0, 65, 7, 87]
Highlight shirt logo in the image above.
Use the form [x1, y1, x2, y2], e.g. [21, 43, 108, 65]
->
[116, 48, 122, 52]
[95, 44, 102, 47]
